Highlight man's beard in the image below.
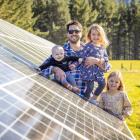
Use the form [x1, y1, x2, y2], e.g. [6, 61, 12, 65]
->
[69, 35, 80, 44]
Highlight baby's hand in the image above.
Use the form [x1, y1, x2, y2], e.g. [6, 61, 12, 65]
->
[78, 58, 83, 64]
[33, 66, 41, 72]
[118, 115, 125, 121]
[69, 64, 76, 70]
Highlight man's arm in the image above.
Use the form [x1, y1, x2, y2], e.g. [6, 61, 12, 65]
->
[66, 56, 80, 61]
[84, 57, 102, 69]
[85, 49, 111, 71]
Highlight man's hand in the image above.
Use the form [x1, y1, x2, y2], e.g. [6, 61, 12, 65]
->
[69, 64, 76, 70]
[84, 57, 105, 69]
[84, 57, 99, 68]
[52, 67, 66, 81]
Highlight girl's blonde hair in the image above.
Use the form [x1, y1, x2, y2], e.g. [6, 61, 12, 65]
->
[107, 71, 125, 91]
[87, 24, 109, 47]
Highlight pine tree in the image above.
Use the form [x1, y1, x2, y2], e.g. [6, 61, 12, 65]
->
[131, 0, 140, 59]
[69, 0, 96, 40]
[111, 0, 139, 60]
[33, 0, 70, 45]
[89, 0, 117, 59]
[0, 0, 34, 32]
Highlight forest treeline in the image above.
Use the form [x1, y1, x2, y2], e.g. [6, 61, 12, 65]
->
[0, 0, 140, 60]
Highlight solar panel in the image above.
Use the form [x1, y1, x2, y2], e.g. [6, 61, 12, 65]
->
[0, 19, 135, 140]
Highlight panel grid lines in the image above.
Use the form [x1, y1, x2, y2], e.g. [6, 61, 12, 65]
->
[0, 19, 55, 47]
[30, 76, 133, 139]
[0, 94, 31, 140]
[1, 88, 88, 140]
[0, 19, 135, 140]
[0, 92, 83, 140]
[1, 77, 133, 140]
[0, 51, 135, 140]
[34, 75, 132, 134]
[0, 37, 43, 64]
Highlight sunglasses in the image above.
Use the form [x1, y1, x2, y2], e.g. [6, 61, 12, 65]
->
[68, 29, 81, 34]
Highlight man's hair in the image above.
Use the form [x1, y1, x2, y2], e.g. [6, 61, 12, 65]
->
[66, 20, 82, 32]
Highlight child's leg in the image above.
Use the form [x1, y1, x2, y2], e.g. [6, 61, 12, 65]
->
[55, 72, 80, 94]
[83, 81, 94, 99]
[65, 71, 77, 86]
[66, 72, 80, 93]
[92, 79, 105, 100]
[54, 73, 69, 86]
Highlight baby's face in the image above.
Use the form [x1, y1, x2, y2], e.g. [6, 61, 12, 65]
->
[52, 48, 64, 61]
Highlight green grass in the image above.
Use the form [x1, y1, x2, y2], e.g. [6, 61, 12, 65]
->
[106, 60, 140, 140]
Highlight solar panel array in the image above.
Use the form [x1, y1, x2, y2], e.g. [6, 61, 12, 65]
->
[0, 19, 135, 140]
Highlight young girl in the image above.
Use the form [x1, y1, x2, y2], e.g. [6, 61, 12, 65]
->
[98, 71, 132, 120]
[79, 24, 110, 103]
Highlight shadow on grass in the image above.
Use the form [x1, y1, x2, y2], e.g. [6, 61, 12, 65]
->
[136, 85, 140, 88]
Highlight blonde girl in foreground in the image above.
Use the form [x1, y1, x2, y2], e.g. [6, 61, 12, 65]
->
[98, 71, 132, 120]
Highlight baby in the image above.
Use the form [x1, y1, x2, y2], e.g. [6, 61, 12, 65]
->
[39, 45, 81, 94]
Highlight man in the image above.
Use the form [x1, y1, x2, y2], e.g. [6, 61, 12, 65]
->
[39, 20, 107, 99]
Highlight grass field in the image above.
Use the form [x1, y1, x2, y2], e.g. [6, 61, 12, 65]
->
[107, 60, 140, 140]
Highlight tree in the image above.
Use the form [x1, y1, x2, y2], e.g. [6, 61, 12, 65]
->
[69, 0, 96, 40]
[0, 0, 34, 32]
[89, 0, 117, 59]
[131, 0, 140, 59]
[32, 0, 70, 45]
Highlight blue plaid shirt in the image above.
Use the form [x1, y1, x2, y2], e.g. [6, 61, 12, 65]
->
[39, 42, 86, 95]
